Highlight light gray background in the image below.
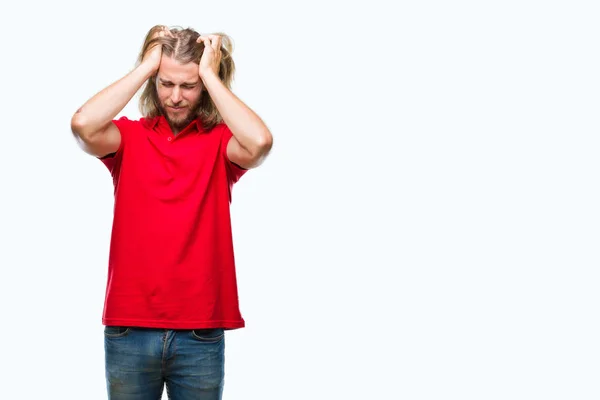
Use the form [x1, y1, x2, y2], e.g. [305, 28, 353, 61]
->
[1, 0, 598, 399]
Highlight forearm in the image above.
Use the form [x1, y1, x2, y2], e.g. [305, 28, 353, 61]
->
[72, 62, 155, 137]
[202, 72, 272, 154]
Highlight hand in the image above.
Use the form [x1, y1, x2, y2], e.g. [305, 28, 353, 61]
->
[196, 34, 222, 80]
[142, 26, 170, 73]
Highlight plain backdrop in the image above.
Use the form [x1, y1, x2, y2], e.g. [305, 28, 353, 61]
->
[1, 0, 599, 399]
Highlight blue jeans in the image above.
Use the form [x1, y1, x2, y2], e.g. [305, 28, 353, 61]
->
[104, 326, 226, 400]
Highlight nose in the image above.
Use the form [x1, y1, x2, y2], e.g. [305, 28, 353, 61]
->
[170, 86, 182, 104]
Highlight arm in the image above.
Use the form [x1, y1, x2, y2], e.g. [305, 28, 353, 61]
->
[71, 63, 156, 157]
[71, 27, 166, 158]
[198, 35, 273, 169]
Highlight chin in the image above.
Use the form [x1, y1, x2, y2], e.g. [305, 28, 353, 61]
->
[168, 113, 189, 124]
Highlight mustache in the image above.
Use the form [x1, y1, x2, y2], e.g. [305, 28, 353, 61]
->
[166, 103, 188, 107]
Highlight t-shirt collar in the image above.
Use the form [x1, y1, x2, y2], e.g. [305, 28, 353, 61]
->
[142, 115, 205, 135]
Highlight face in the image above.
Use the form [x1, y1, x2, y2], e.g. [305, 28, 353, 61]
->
[156, 55, 203, 132]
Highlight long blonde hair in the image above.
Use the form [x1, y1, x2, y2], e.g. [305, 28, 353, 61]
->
[137, 25, 235, 131]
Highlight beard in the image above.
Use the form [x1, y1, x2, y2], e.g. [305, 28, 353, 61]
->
[157, 98, 202, 133]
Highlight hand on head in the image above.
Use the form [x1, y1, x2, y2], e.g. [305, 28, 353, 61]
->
[196, 34, 223, 79]
[142, 26, 174, 72]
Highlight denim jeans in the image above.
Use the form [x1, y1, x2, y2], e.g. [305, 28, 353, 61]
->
[104, 326, 225, 400]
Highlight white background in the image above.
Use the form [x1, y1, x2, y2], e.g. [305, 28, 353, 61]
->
[1, 0, 599, 399]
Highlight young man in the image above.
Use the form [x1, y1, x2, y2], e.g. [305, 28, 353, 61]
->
[71, 25, 272, 399]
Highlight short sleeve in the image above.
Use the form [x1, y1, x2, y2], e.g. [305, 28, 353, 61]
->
[99, 116, 134, 174]
[220, 123, 248, 184]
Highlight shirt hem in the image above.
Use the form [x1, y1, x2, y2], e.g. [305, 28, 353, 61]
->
[102, 318, 245, 330]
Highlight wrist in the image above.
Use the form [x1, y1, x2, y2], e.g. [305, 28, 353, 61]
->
[200, 70, 220, 86]
[139, 60, 159, 79]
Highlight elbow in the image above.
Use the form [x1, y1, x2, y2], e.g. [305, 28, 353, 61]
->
[70, 113, 89, 139]
[71, 112, 103, 143]
[255, 130, 273, 157]
[243, 131, 273, 168]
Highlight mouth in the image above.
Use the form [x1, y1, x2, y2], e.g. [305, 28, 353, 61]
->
[168, 106, 187, 112]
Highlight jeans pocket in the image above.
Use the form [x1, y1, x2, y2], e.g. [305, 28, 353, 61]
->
[104, 326, 131, 338]
[191, 328, 225, 343]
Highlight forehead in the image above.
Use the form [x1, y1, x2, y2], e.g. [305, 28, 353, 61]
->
[157, 56, 198, 83]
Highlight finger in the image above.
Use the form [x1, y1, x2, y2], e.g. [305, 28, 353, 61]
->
[200, 37, 213, 54]
[154, 25, 166, 38]
[196, 35, 209, 47]
[206, 34, 219, 52]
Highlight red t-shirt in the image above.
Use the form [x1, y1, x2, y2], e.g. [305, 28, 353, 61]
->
[99, 115, 248, 330]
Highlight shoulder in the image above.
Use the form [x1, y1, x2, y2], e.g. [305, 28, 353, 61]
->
[211, 121, 232, 139]
[199, 121, 232, 145]
[112, 115, 157, 132]
[99, 116, 152, 163]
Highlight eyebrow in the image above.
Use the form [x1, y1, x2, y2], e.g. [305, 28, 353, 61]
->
[158, 78, 200, 86]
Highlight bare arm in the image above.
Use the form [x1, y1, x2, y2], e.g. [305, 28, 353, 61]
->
[71, 63, 156, 157]
[198, 35, 273, 169]
[71, 27, 167, 158]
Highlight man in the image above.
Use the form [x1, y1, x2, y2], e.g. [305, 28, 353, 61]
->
[71, 25, 273, 399]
